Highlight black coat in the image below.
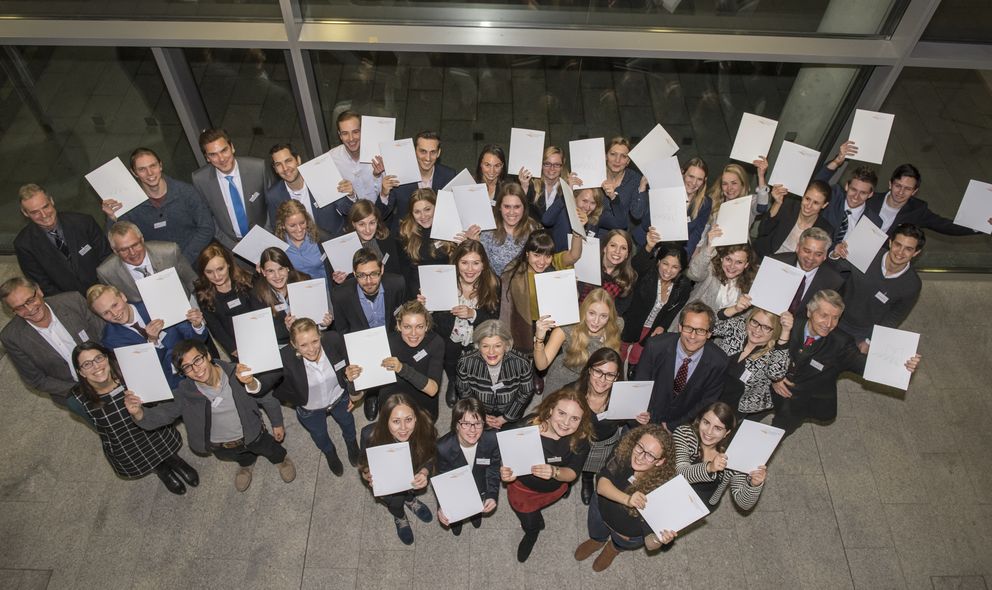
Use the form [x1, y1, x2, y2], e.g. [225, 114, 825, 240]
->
[621, 248, 692, 345]
[330, 273, 407, 335]
[14, 212, 113, 296]
[633, 333, 728, 428]
[435, 429, 502, 503]
[275, 331, 356, 407]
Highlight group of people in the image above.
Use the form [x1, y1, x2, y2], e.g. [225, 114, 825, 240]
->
[7, 110, 977, 568]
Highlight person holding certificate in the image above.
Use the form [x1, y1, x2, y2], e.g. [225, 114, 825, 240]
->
[398, 188, 479, 295]
[574, 424, 677, 571]
[251, 247, 329, 347]
[435, 397, 501, 535]
[692, 162, 769, 254]
[680, 237, 756, 327]
[194, 243, 256, 360]
[479, 183, 542, 276]
[500, 388, 593, 562]
[273, 200, 331, 282]
[753, 180, 834, 261]
[518, 146, 576, 251]
[337, 200, 402, 280]
[375, 301, 444, 421]
[474, 144, 507, 200]
[574, 187, 604, 237]
[71, 342, 198, 496]
[596, 137, 644, 235]
[673, 402, 766, 510]
[577, 229, 637, 315]
[358, 393, 437, 545]
[454, 319, 534, 429]
[632, 157, 711, 256]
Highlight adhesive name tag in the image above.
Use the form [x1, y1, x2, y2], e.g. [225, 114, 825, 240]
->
[211, 396, 223, 408]
[333, 360, 346, 371]
[78, 244, 92, 256]
[227, 298, 242, 309]
[476, 458, 491, 466]
[382, 253, 390, 265]
[546, 456, 562, 463]
[154, 220, 167, 229]
[412, 349, 427, 362]
[810, 359, 824, 371]
[874, 291, 889, 304]
[274, 303, 287, 312]
[78, 330, 89, 341]
[249, 192, 260, 202]
[739, 369, 752, 383]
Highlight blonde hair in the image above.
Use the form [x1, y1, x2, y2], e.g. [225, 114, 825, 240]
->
[744, 308, 782, 360]
[274, 200, 319, 243]
[86, 284, 122, 307]
[707, 163, 751, 220]
[564, 288, 621, 370]
[530, 145, 569, 202]
[575, 187, 604, 227]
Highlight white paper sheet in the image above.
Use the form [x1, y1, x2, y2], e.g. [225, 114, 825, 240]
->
[442, 168, 475, 191]
[452, 184, 497, 231]
[629, 125, 680, 188]
[84, 157, 148, 217]
[343, 326, 396, 390]
[848, 109, 894, 165]
[358, 116, 395, 163]
[431, 465, 485, 523]
[508, 128, 545, 177]
[115, 342, 173, 403]
[725, 420, 785, 473]
[844, 217, 888, 273]
[649, 187, 690, 242]
[321, 232, 363, 274]
[232, 225, 288, 265]
[136, 267, 192, 328]
[232, 308, 283, 374]
[297, 149, 348, 207]
[768, 141, 821, 196]
[710, 195, 753, 247]
[569, 137, 607, 188]
[748, 257, 806, 315]
[496, 426, 545, 476]
[863, 325, 920, 390]
[637, 474, 710, 534]
[573, 236, 601, 286]
[287, 278, 329, 323]
[418, 265, 459, 311]
[953, 179, 992, 234]
[535, 269, 580, 326]
[366, 441, 415, 496]
[379, 137, 421, 185]
[430, 190, 464, 243]
[559, 179, 586, 236]
[729, 113, 778, 164]
[604, 381, 654, 420]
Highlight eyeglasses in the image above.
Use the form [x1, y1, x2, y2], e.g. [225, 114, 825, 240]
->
[633, 443, 660, 463]
[458, 421, 483, 430]
[748, 318, 774, 334]
[114, 240, 143, 254]
[11, 294, 41, 313]
[542, 162, 563, 169]
[355, 271, 382, 281]
[680, 325, 710, 336]
[79, 354, 108, 371]
[180, 354, 208, 374]
[590, 367, 619, 382]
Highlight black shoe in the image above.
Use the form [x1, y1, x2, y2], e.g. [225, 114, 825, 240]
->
[364, 396, 379, 421]
[445, 380, 457, 409]
[471, 515, 482, 529]
[165, 454, 199, 487]
[394, 516, 414, 545]
[155, 467, 187, 495]
[405, 498, 433, 523]
[346, 442, 360, 468]
[517, 530, 540, 562]
[562, 484, 571, 499]
[324, 449, 344, 476]
[450, 522, 463, 536]
[580, 472, 594, 506]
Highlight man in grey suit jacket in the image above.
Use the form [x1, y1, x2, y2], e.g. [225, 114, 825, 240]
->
[96, 221, 197, 303]
[191, 128, 274, 250]
[1, 276, 105, 423]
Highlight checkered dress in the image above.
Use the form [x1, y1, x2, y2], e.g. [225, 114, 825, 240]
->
[75, 386, 182, 478]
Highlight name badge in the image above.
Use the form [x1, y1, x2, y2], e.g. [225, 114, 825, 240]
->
[412, 349, 427, 362]
[153, 220, 168, 229]
[546, 456, 562, 463]
[274, 303, 287, 312]
[78, 329, 89, 342]
[687, 215, 692, 223]
[628, 474, 636, 484]
[381, 253, 390, 265]
[739, 369, 752, 383]
[249, 192, 260, 203]
[596, 411, 608, 421]
[491, 382, 504, 391]
[211, 396, 223, 408]
[333, 360, 346, 371]
[320, 253, 327, 262]
[476, 458, 491, 466]
[810, 359, 824, 371]
[78, 244, 92, 256]
[227, 298, 242, 309]
[874, 291, 889, 304]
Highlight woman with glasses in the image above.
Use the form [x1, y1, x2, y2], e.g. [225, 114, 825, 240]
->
[71, 342, 198, 495]
[194, 243, 255, 360]
[518, 146, 580, 251]
[713, 296, 792, 419]
[434, 397, 501, 535]
[251, 247, 331, 347]
[337, 199, 401, 281]
[455, 319, 534, 430]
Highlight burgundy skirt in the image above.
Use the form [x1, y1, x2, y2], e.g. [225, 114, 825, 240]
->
[507, 480, 567, 513]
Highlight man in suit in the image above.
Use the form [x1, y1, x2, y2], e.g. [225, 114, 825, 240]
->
[96, 221, 198, 303]
[14, 183, 113, 297]
[329, 110, 385, 203]
[813, 141, 878, 244]
[378, 130, 458, 232]
[753, 180, 834, 260]
[770, 227, 844, 318]
[634, 301, 728, 431]
[0, 276, 105, 423]
[191, 128, 274, 250]
[266, 143, 355, 236]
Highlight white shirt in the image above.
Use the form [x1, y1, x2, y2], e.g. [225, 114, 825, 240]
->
[881, 254, 912, 279]
[795, 263, 820, 298]
[460, 441, 479, 467]
[287, 181, 315, 217]
[28, 305, 78, 380]
[878, 195, 901, 233]
[840, 202, 866, 240]
[125, 252, 154, 282]
[215, 162, 248, 238]
[303, 349, 345, 410]
[329, 144, 381, 202]
[418, 168, 434, 190]
[776, 222, 805, 254]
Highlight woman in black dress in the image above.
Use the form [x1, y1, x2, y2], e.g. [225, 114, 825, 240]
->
[194, 242, 255, 359]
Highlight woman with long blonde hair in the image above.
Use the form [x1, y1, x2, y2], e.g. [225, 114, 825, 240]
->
[518, 145, 579, 251]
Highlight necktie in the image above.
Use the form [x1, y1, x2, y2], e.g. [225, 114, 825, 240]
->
[130, 322, 149, 341]
[803, 336, 815, 348]
[837, 209, 851, 241]
[673, 357, 691, 395]
[50, 230, 70, 258]
[226, 175, 250, 237]
[136, 266, 151, 277]
[788, 275, 807, 317]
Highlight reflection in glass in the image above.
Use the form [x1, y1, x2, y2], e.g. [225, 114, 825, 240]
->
[0, 0, 282, 21]
[923, 0, 992, 43]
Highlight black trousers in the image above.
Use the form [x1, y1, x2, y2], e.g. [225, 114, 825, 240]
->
[380, 489, 420, 519]
[211, 431, 287, 467]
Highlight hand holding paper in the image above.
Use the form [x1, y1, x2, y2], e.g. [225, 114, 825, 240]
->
[535, 270, 580, 326]
[748, 257, 806, 315]
[366, 441, 415, 496]
[725, 420, 784, 473]
[496, 426, 545, 476]
[863, 325, 921, 390]
[85, 157, 148, 217]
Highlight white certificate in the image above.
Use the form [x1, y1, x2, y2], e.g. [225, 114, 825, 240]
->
[748, 257, 805, 315]
[848, 109, 894, 165]
[496, 426, 545, 476]
[297, 149, 348, 207]
[768, 141, 821, 196]
[232, 308, 283, 374]
[953, 179, 992, 234]
[629, 125, 680, 188]
[710, 195, 753, 247]
[431, 465, 485, 523]
[379, 138, 421, 185]
[358, 116, 395, 163]
[844, 217, 888, 273]
[115, 342, 173, 403]
[649, 187, 690, 242]
[559, 179, 586, 236]
[637, 474, 710, 534]
[573, 236, 601, 286]
[430, 190, 464, 243]
[452, 184, 497, 231]
[418, 265, 459, 311]
[321, 232, 363, 274]
[725, 420, 784, 473]
[366, 441, 414, 497]
[569, 137, 607, 189]
[344, 326, 396, 390]
[136, 267, 191, 328]
[287, 278, 329, 323]
[604, 381, 653, 420]
[863, 325, 920, 391]
[535, 269, 580, 326]
[508, 128, 545, 177]
[729, 113, 778, 164]
[232, 225, 288, 265]
[85, 157, 148, 217]
[442, 168, 475, 192]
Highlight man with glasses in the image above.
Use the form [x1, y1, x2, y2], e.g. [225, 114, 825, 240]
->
[863, 163, 985, 237]
[96, 221, 198, 303]
[329, 111, 385, 205]
[634, 301, 728, 431]
[0, 276, 105, 423]
[377, 130, 457, 232]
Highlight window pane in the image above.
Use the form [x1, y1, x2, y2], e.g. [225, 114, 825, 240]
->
[923, 0, 992, 43]
[0, 0, 282, 20]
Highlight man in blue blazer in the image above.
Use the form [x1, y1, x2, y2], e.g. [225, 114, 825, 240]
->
[266, 143, 356, 236]
[378, 131, 457, 232]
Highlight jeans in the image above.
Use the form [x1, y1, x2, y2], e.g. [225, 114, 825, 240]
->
[211, 431, 287, 467]
[586, 491, 645, 550]
[295, 395, 357, 455]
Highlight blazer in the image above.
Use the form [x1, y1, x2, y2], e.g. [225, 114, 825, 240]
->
[14, 212, 113, 297]
[621, 248, 692, 345]
[330, 273, 407, 335]
[528, 182, 571, 252]
[274, 331, 358, 407]
[378, 163, 457, 232]
[96, 241, 199, 303]
[455, 349, 534, 422]
[753, 196, 835, 260]
[768, 252, 845, 312]
[598, 169, 644, 233]
[191, 157, 274, 250]
[633, 333, 728, 428]
[0, 292, 105, 402]
[863, 193, 976, 237]
[813, 164, 860, 242]
[435, 429, 502, 503]
[711, 313, 790, 413]
[265, 180, 354, 237]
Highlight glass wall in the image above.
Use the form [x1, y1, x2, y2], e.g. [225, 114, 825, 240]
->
[922, 0, 992, 43]
[0, 0, 282, 20]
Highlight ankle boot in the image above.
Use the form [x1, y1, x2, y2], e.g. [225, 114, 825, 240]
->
[580, 471, 594, 505]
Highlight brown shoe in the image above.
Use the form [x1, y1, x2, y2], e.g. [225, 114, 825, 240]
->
[277, 457, 297, 483]
[574, 539, 606, 561]
[234, 465, 253, 492]
[644, 533, 662, 552]
[592, 541, 620, 572]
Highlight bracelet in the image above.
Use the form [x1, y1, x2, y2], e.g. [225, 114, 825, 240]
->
[552, 466, 560, 479]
